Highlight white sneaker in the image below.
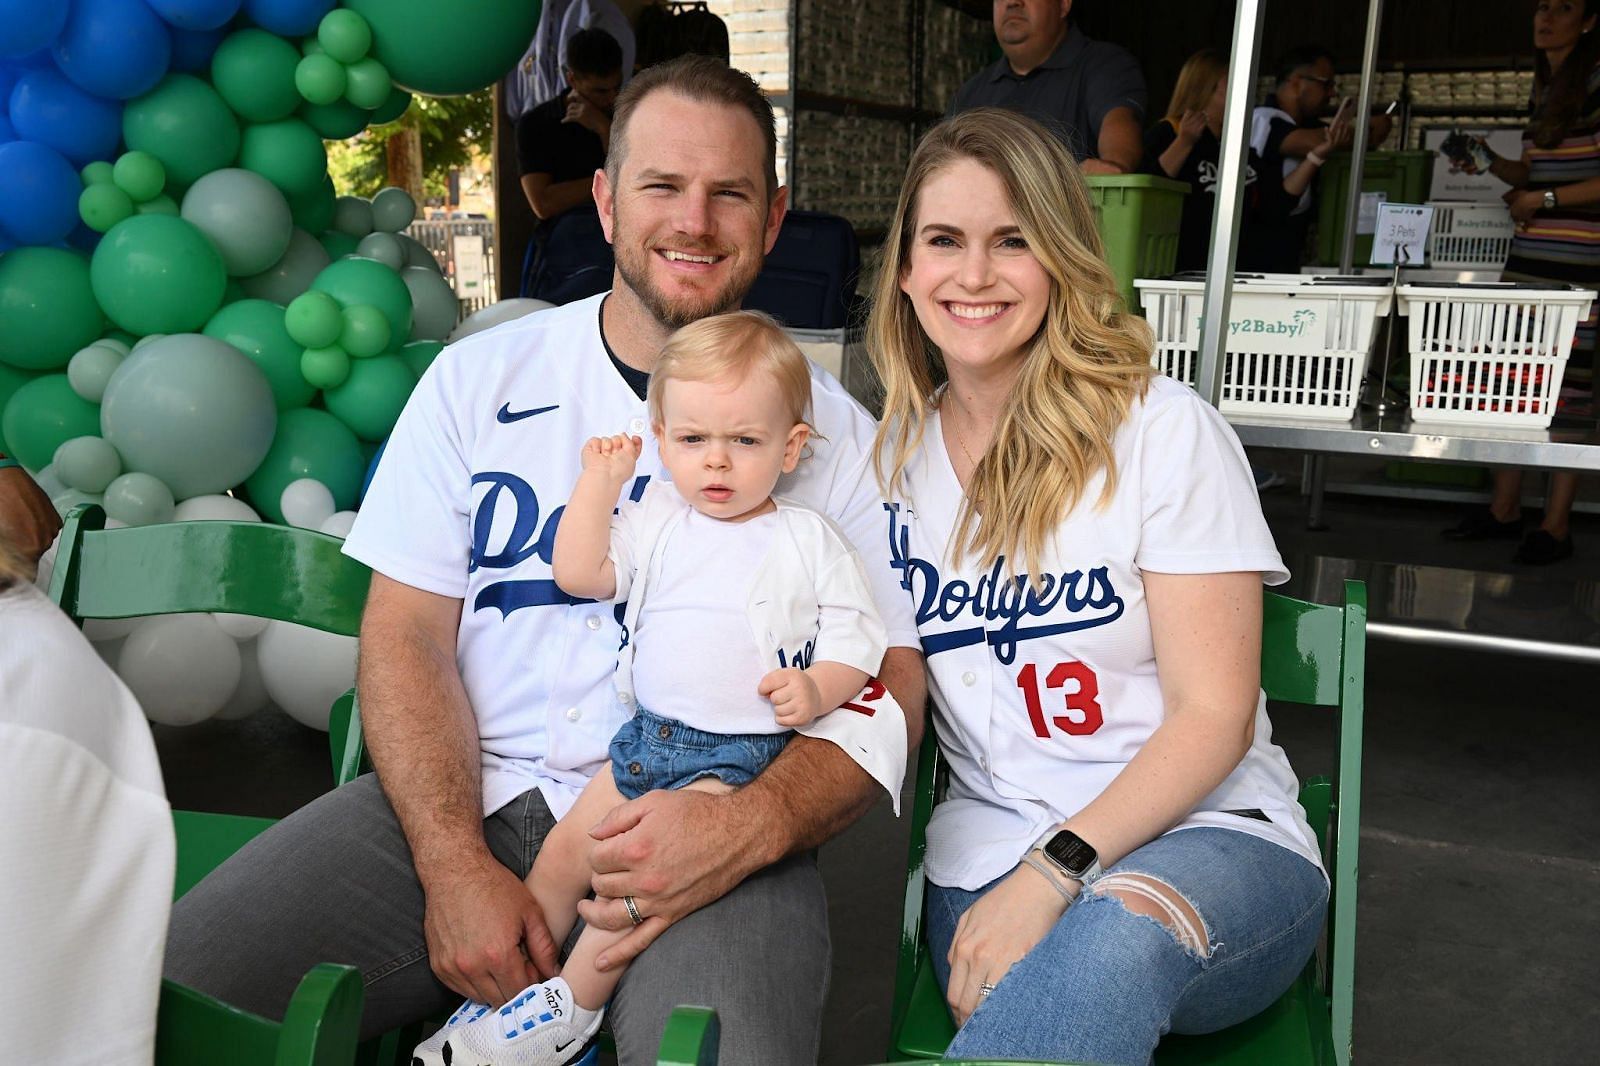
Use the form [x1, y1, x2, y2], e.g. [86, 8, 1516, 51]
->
[412, 977, 602, 1066]
[411, 998, 492, 1064]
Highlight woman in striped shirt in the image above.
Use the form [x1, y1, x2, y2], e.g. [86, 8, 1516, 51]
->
[1444, 0, 1600, 564]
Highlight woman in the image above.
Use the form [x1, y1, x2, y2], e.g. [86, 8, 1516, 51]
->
[867, 108, 1328, 1064]
[1147, 48, 1345, 272]
[1444, 0, 1600, 564]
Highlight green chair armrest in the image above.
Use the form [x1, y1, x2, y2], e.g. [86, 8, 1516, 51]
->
[656, 1006, 720, 1066]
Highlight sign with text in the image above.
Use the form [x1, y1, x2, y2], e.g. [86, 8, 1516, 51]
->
[1423, 127, 1524, 202]
[1371, 203, 1435, 265]
[451, 234, 486, 298]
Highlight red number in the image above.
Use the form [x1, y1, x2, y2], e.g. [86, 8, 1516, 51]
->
[840, 678, 888, 717]
[1016, 661, 1104, 738]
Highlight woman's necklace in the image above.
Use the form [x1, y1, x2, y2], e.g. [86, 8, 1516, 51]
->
[944, 396, 984, 471]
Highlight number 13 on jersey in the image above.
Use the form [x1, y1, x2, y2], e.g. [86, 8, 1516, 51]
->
[1016, 661, 1104, 738]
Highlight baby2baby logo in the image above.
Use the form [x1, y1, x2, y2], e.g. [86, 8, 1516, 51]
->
[885, 504, 1124, 664]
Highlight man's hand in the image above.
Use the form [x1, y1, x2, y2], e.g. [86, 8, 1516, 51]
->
[0, 465, 61, 572]
[575, 788, 755, 971]
[758, 666, 823, 728]
[423, 853, 560, 1006]
[580, 433, 642, 485]
[564, 95, 612, 141]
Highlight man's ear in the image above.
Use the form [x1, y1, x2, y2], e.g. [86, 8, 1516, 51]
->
[782, 422, 810, 472]
[763, 186, 789, 255]
[594, 168, 616, 244]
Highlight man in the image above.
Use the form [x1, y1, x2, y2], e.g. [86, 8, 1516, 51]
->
[949, 0, 1146, 174]
[163, 56, 925, 1066]
[505, 0, 636, 120]
[1242, 44, 1394, 272]
[517, 28, 625, 226]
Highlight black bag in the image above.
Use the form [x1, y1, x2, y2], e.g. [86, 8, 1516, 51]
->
[743, 211, 861, 331]
[634, 1, 729, 70]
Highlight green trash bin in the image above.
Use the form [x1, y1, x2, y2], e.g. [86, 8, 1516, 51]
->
[1084, 174, 1189, 315]
[1314, 150, 1434, 267]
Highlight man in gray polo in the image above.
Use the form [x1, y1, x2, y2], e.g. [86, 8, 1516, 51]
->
[950, 0, 1146, 175]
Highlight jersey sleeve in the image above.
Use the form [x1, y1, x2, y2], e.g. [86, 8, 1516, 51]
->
[811, 530, 891, 678]
[1134, 388, 1289, 585]
[822, 449, 921, 651]
[342, 355, 474, 598]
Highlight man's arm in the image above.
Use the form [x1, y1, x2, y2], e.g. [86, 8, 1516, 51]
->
[520, 172, 597, 220]
[576, 644, 926, 969]
[1279, 113, 1391, 159]
[0, 463, 61, 576]
[1082, 106, 1143, 175]
[358, 573, 560, 1005]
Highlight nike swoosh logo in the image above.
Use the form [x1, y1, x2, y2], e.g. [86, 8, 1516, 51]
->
[554, 1037, 579, 1055]
[497, 402, 560, 423]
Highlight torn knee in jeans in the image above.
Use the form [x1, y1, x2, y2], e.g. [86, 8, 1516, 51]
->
[1087, 873, 1214, 958]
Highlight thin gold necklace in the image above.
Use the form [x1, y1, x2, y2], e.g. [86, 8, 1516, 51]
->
[944, 397, 982, 470]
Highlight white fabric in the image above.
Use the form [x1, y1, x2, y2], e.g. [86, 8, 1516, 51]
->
[1250, 104, 1314, 216]
[888, 376, 1323, 891]
[506, 0, 635, 119]
[343, 293, 919, 820]
[0, 582, 174, 1066]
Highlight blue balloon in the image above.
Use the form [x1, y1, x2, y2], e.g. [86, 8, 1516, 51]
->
[168, 24, 227, 72]
[242, 0, 335, 37]
[0, 140, 81, 246]
[147, 0, 243, 32]
[9, 68, 123, 165]
[0, 0, 70, 60]
[53, 0, 172, 101]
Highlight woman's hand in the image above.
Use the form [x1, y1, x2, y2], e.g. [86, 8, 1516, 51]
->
[945, 862, 1070, 1026]
[1507, 188, 1545, 224]
[1177, 108, 1207, 145]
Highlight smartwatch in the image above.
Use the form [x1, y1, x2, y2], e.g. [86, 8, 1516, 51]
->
[1035, 829, 1103, 887]
[1544, 189, 1559, 210]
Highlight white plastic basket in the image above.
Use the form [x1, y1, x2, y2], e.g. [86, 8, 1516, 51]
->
[1426, 202, 1515, 270]
[1399, 282, 1594, 428]
[1135, 273, 1393, 421]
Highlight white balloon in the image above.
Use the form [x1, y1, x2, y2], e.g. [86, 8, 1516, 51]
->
[173, 494, 262, 522]
[279, 478, 336, 530]
[214, 611, 270, 640]
[33, 463, 67, 498]
[256, 620, 358, 731]
[402, 265, 460, 341]
[94, 635, 126, 671]
[319, 510, 357, 538]
[83, 616, 140, 642]
[50, 487, 103, 518]
[214, 638, 272, 721]
[446, 298, 555, 343]
[118, 614, 243, 726]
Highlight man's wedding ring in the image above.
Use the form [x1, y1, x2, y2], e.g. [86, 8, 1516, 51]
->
[623, 895, 644, 926]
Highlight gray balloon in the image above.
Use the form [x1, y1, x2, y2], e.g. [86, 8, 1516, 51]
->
[356, 231, 405, 271]
[100, 334, 278, 499]
[371, 187, 417, 232]
[332, 195, 375, 238]
[181, 168, 295, 277]
[396, 232, 442, 273]
[403, 266, 460, 341]
[238, 228, 332, 306]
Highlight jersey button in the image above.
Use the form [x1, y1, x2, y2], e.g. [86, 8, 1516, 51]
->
[979, 756, 989, 773]
[629, 417, 645, 434]
[585, 615, 601, 631]
[961, 671, 976, 687]
[565, 707, 580, 722]
[618, 692, 633, 706]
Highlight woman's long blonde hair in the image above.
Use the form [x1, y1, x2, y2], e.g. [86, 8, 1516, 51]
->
[1165, 48, 1228, 125]
[868, 108, 1155, 581]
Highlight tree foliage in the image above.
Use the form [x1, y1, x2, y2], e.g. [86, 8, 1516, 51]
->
[325, 90, 495, 200]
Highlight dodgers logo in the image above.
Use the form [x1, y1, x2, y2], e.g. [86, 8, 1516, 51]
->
[884, 503, 1124, 664]
[471, 471, 650, 618]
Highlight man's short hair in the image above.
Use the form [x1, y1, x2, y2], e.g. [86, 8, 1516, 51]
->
[1275, 44, 1334, 86]
[606, 55, 778, 198]
[566, 27, 623, 77]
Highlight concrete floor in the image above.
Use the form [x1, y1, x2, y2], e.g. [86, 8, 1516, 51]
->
[156, 457, 1600, 1065]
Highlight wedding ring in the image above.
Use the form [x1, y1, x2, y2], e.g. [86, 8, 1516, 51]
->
[623, 895, 644, 926]
[978, 982, 995, 999]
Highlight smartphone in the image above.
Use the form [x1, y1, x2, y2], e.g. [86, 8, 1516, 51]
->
[1383, 99, 1400, 115]
[1440, 128, 1492, 173]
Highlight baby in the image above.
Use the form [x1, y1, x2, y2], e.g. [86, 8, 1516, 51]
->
[412, 310, 891, 1065]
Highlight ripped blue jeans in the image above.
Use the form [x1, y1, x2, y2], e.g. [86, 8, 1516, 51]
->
[926, 827, 1328, 1065]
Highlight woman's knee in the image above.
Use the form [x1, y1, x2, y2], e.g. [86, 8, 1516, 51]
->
[1084, 872, 1214, 959]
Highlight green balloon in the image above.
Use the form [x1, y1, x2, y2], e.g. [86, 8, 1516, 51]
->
[99, 333, 278, 499]
[300, 97, 369, 139]
[332, 195, 374, 237]
[137, 194, 180, 217]
[340, 303, 391, 357]
[238, 227, 332, 306]
[67, 343, 127, 402]
[91, 215, 228, 336]
[0, 363, 41, 458]
[323, 354, 415, 441]
[402, 265, 459, 341]
[370, 86, 412, 125]
[180, 168, 294, 277]
[0, 248, 105, 371]
[344, 57, 392, 110]
[344, 0, 541, 96]
[319, 230, 360, 259]
[285, 291, 344, 348]
[2, 375, 101, 472]
[212, 28, 302, 123]
[300, 344, 351, 389]
[54, 436, 123, 494]
[356, 232, 404, 270]
[113, 151, 167, 202]
[295, 53, 347, 106]
[82, 161, 115, 186]
[123, 74, 241, 190]
[80, 183, 135, 233]
[399, 340, 442, 380]
[204, 299, 317, 410]
[238, 118, 327, 199]
[311, 256, 413, 342]
[319, 9, 373, 63]
[289, 176, 337, 234]
[244, 407, 364, 523]
[103, 472, 176, 527]
[371, 186, 416, 232]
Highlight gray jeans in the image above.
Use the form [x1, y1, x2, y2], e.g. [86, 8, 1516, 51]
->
[164, 774, 830, 1064]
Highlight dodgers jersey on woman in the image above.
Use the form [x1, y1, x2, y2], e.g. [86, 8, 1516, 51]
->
[342, 293, 920, 820]
[893, 375, 1325, 891]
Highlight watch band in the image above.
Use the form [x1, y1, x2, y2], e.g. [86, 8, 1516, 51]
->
[0, 456, 19, 471]
[1034, 829, 1104, 887]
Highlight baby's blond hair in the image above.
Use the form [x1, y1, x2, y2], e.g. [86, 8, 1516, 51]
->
[648, 310, 813, 429]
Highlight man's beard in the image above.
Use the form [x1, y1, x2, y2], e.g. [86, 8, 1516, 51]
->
[612, 216, 763, 329]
